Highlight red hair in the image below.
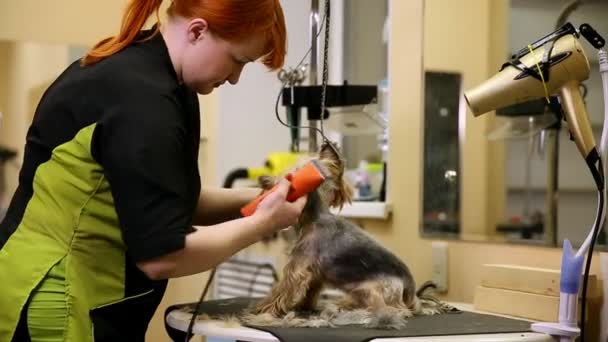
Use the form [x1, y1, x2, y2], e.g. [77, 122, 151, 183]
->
[82, 0, 287, 70]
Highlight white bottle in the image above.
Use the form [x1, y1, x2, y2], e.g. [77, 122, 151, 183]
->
[355, 160, 372, 200]
[377, 79, 389, 161]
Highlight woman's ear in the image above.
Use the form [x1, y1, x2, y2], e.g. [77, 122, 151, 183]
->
[187, 18, 209, 43]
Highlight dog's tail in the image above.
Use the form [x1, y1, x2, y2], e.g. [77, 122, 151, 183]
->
[410, 280, 459, 315]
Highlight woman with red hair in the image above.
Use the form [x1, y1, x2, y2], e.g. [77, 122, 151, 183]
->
[0, 0, 304, 341]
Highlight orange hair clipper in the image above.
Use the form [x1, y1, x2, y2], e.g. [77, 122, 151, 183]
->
[240, 160, 329, 217]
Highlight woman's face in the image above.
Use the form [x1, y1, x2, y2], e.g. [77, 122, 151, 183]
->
[181, 20, 268, 95]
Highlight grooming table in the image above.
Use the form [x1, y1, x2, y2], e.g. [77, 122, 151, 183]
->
[164, 298, 554, 342]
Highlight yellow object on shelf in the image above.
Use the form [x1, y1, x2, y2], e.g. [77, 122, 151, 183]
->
[247, 152, 306, 180]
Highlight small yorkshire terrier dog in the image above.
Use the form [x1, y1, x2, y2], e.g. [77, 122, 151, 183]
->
[241, 142, 455, 329]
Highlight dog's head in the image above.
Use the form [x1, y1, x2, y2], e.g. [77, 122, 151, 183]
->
[257, 141, 353, 214]
[313, 141, 353, 210]
[256, 141, 353, 242]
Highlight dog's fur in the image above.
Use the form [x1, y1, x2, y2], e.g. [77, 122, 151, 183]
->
[238, 142, 456, 329]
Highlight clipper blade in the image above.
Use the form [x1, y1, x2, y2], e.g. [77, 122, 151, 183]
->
[309, 159, 330, 179]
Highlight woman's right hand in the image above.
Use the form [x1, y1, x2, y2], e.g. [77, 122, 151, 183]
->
[253, 177, 307, 234]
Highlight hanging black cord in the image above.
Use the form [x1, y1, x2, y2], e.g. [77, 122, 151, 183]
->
[273, 10, 330, 143]
[580, 157, 604, 342]
[319, 0, 331, 137]
[184, 268, 216, 342]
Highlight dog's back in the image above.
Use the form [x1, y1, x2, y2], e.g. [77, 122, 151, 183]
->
[311, 213, 416, 300]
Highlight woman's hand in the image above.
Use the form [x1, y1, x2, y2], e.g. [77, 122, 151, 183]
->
[253, 177, 307, 234]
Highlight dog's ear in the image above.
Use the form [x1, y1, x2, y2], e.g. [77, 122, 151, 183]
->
[258, 175, 277, 191]
[319, 141, 342, 165]
[317, 141, 353, 209]
[330, 177, 354, 209]
[319, 141, 345, 179]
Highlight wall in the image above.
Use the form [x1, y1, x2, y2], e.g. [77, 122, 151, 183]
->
[0, 0, 129, 206]
[0, 0, 124, 46]
[0, 42, 9, 127]
[0, 42, 9, 209]
[0, 42, 70, 207]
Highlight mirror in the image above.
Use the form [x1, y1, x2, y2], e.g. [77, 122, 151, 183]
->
[325, 0, 389, 203]
[420, 0, 608, 250]
[422, 71, 463, 237]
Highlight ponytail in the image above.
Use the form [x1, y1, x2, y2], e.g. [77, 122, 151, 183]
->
[81, 0, 163, 66]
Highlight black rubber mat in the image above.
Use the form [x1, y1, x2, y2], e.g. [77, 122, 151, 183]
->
[165, 297, 533, 342]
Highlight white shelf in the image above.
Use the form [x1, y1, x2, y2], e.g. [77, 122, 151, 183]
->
[507, 186, 597, 193]
[330, 201, 392, 219]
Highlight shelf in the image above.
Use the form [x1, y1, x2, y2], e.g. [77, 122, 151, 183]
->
[330, 201, 392, 219]
[507, 186, 597, 193]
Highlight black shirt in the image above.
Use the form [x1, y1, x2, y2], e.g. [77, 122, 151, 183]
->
[1, 29, 201, 261]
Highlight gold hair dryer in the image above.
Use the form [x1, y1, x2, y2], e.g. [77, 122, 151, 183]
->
[465, 24, 598, 169]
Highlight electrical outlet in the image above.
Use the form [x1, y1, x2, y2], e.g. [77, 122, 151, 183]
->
[431, 241, 448, 293]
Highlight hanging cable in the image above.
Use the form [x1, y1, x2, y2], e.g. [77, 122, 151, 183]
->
[274, 0, 342, 157]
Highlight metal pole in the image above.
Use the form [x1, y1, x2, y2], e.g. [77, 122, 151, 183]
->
[308, 0, 319, 153]
[545, 127, 559, 246]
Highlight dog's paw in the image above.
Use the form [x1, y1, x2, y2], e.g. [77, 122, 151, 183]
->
[249, 302, 283, 317]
